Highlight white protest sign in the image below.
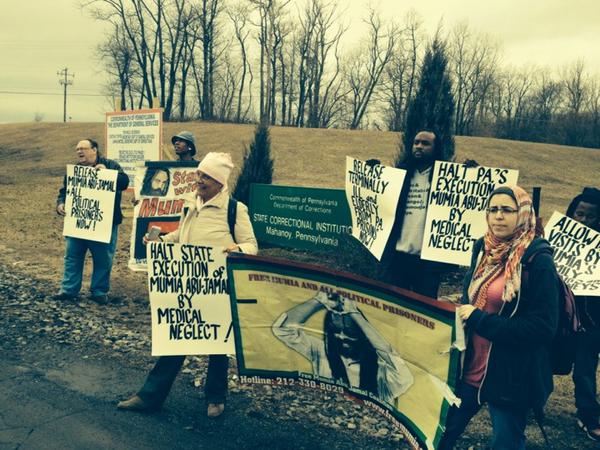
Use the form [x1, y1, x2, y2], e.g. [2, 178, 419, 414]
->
[62, 165, 118, 243]
[546, 212, 600, 296]
[421, 161, 519, 266]
[148, 242, 234, 355]
[345, 157, 406, 261]
[105, 108, 162, 190]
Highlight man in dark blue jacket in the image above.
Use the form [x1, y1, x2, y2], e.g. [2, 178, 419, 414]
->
[53, 138, 129, 304]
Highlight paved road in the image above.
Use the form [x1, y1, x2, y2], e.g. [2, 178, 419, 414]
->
[0, 337, 403, 450]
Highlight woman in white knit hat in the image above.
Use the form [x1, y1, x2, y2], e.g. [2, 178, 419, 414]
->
[118, 152, 258, 418]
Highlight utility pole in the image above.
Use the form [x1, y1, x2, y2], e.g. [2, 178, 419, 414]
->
[57, 68, 74, 122]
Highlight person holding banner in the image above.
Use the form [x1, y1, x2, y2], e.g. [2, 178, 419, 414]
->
[53, 138, 129, 304]
[172, 131, 198, 162]
[272, 291, 414, 404]
[118, 152, 258, 418]
[391, 130, 455, 298]
[567, 187, 600, 441]
[439, 186, 559, 450]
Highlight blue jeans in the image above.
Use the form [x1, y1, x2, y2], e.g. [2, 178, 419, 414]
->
[60, 225, 119, 297]
[438, 381, 527, 450]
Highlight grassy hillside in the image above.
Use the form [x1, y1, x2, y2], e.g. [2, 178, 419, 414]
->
[0, 121, 596, 217]
[0, 119, 597, 296]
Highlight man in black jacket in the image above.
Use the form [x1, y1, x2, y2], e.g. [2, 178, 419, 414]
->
[390, 129, 454, 298]
[53, 138, 129, 304]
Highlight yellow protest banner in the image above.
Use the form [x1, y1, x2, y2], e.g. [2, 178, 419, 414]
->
[228, 254, 460, 450]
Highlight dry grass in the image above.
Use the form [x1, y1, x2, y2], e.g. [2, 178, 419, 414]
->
[1, 121, 595, 214]
[0, 121, 598, 449]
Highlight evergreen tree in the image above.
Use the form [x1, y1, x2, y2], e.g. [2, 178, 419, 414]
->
[232, 122, 274, 205]
[395, 36, 455, 167]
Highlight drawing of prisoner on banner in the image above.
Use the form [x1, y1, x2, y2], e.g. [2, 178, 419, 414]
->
[546, 212, 600, 295]
[345, 157, 406, 261]
[420, 161, 519, 266]
[63, 164, 118, 243]
[273, 290, 414, 404]
[129, 161, 198, 271]
[228, 255, 461, 450]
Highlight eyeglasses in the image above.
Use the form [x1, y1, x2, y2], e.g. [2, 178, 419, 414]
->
[486, 206, 518, 215]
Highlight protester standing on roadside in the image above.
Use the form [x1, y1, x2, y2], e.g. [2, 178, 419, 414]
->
[438, 186, 559, 450]
[567, 187, 600, 442]
[118, 152, 258, 418]
[390, 129, 455, 298]
[53, 139, 129, 305]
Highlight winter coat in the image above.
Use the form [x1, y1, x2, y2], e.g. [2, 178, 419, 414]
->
[462, 236, 559, 410]
[161, 188, 258, 255]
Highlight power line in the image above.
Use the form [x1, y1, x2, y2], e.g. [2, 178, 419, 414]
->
[57, 68, 75, 122]
[0, 90, 104, 97]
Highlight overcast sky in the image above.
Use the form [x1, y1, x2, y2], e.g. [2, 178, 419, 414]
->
[1, 0, 599, 123]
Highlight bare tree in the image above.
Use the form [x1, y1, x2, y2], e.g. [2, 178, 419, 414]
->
[97, 23, 137, 110]
[563, 60, 587, 115]
[196, 0, 223, 119]
[278, 22, 294, 125]
[381, 10, 423, 131]
[586, 76, 600, 148]
[345, 7, 398, 129]
[249, 0, 290, 123]
[305, 0, 345, 128]
[177, 9, 202, 119]
[84, 0, 209, 120]
[561, 59, 587, 146]
[293, 1, 317, 126]
[521, 72, 562, 142]
[449, 22, 499, 135]
[213, 52, 239, 121]
[228, 2, 253, 122]
[268, 9, 291, 125]
[489, 67, 536, 139]
[83, 0, 155, 108]
[155, 0, 200, 120]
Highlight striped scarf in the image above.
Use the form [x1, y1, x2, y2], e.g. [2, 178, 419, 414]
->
[468, 186, 536, 309]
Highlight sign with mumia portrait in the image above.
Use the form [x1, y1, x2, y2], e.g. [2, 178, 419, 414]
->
[129, 161, 198, 271]
[228, 254, 461, 450]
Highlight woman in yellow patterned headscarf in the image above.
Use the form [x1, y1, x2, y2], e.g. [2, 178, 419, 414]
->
[439, 185, 559, 450]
